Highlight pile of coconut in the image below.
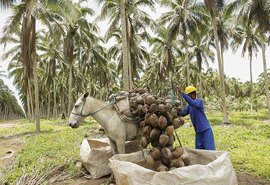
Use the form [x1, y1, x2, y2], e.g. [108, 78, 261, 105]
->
[128, 89, 189, 172]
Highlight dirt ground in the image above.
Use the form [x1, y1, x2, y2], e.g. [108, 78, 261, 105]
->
[0, 120, 270, 185]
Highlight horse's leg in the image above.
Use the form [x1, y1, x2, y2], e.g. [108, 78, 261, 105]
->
[116, 139, 125, 154]
[109, 138, 117, 155]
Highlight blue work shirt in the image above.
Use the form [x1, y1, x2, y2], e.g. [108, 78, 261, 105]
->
[181, 93, 210, 133]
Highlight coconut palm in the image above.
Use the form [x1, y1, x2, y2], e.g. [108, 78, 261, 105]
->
[141, 27, 182, 96]
[1, 0, 81, 132]
[96, 0, 155, 90]
[237, 0, 270, 115]
[231, 21, 260, 111]
[158, 0, 202, 85]
[203, 0, 238, 123]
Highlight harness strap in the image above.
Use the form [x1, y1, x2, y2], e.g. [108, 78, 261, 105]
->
[71, 101, 115, 117]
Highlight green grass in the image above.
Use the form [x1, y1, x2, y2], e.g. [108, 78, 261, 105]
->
[177, 109, 270, 180]
[1, 118, 99, 184]
[1, 109, 270, 183]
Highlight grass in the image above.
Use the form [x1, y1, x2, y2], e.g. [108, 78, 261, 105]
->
[177, 109, 270, 180]
[0, 118, 100, 184]
[1, 109, 270, 183]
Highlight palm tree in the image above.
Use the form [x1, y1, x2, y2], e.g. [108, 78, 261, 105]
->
[0, 0, 16, 9]
[203, 0, 234, 123]
[96, 0, 155, 90]
[231, 22, 260, 111]
[158, 0, 202, 85]
[1, 0, 81, 132]
[237, 0, 270, 115]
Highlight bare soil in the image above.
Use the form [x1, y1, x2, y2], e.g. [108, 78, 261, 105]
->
[0, 120, 270, 185]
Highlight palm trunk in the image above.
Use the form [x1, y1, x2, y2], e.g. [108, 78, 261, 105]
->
[260, 36, 270, 115]
[53, 79, 57, 117]
[213, 23, 229, 123]
[249, 53, 253, 111]
[127, 22, 133, 90]
[185, 39, 190, 85]
[67, 64, 73, 118]
[47, 92, 51, 119]
[30, 17, 40, 133]
[26, 83, 31, 120]
[28, 78, 34, 121]
[120, 0, 131, 90]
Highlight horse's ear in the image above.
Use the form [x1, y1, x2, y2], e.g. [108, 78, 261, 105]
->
[83, 92, 89, 99]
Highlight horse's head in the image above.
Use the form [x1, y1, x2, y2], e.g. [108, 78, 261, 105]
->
[69, 92, 89, 128]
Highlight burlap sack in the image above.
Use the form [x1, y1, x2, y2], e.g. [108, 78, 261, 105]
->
[109, 148, 238, 185]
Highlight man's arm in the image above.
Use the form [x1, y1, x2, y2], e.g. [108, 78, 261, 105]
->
[182, 93, 203, 108]
[180, 105, 189, 116]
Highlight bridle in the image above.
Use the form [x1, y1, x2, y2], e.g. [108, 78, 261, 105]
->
[71, 99, 115, 117]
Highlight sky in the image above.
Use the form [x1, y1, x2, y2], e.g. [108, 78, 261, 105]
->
[0, 2, 270, 106]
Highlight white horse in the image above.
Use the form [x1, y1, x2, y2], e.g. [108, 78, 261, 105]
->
[69, 92, 141, 154]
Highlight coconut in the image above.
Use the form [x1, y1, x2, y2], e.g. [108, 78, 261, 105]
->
[141, 105, 147, 114]
[144, 113, 151, 125]
[158, 104, 167, 114]
[158, 115, 167, 129]
[145, 95, 156, 106]
[170, 159, 180, 168]
[157, 164, 168, 172]
[151, 148, 162, 160]
[170, 158, 185, 168]
[140, 136, 149, 149]
[165, 112, 173, 123]
[161, 157, 170, 167]
[146, 154, 155, 167]
[175, 100, 181, 107]
[136, 104, 144, 115]
[174, 147, 184, 157]
[172, 151, 180, 159]
[132, 110, 138, 117]
[156, 97, 165, 104]
[179, 117, 185, 125]
[162, 147, 172, 159]
[138, 120, 145, 127]
[167, 134, 175, 146]
[151, 140, 159, 147]
[166, 103, 173, 112]
[150, 113, 159, 127]
[130, 92, 137, 97]
[150, 128, 161, 141]
[159, 134, 169, 147]
[172, 118, 181, 129]
[181, 151, 190, 166]
[153, 160, 162, 171]
[170, 108, 178, 118]
[165, 125, 174, 135]
[149, 103, 158, 113]
[130, 100, 137, 109]
[165, 98, 172, 104]
[143, 126, 152, 137]
[136, 96, 144, 105]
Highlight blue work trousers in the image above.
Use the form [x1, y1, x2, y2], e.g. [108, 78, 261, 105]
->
[195, 128, 215, 150]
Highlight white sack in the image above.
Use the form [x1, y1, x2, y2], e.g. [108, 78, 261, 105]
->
[80, 138, 141, 179]
[109, 148, 238, 185]
[80, 138, 112, 179]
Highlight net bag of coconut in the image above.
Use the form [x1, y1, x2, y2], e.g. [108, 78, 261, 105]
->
[109, 148, 238, 185]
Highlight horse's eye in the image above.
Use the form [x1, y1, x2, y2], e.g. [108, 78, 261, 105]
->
[74, 105, 79, 108]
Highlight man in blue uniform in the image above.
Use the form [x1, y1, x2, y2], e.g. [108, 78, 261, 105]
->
[178, 86, 215, 150]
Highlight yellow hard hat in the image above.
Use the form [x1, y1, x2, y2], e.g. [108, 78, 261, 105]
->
[185, 86, 197, 94]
